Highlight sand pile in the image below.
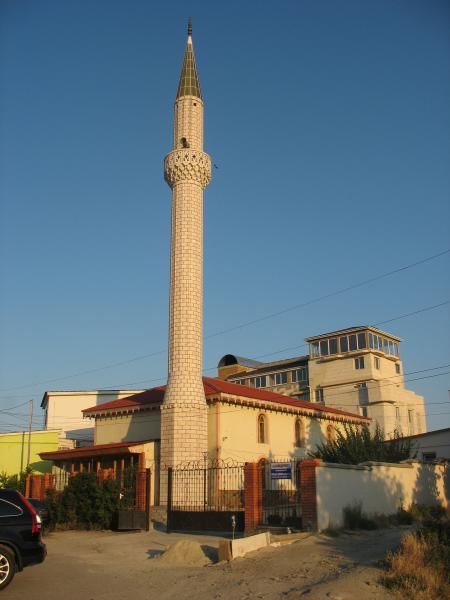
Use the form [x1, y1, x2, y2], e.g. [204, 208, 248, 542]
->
[157, 540, 211, 567]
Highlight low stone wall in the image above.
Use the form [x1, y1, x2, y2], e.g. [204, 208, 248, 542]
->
[314, 460, 449, 531]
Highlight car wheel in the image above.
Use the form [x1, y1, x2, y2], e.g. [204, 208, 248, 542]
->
[0, 545, 15, 591]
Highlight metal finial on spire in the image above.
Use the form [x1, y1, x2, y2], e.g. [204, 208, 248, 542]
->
[176, 18, 202, 99]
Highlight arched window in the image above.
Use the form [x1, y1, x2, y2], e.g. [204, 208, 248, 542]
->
[258, 414, 267, 444]
[326, 424, 336, 442]
[295, 418, 305, 448]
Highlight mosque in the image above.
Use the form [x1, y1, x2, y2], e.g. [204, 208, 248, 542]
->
[40, 23, 425, 505]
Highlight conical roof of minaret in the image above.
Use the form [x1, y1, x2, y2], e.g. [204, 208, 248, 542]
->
[176, 19, 202, 100]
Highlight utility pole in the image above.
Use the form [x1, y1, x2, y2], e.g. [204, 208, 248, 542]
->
[26, 399, 33, 469]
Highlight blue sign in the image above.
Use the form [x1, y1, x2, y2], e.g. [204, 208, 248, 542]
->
[270, 463, 292, 480]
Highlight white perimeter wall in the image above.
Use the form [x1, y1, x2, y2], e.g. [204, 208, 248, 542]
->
[315, 460, 449, 531]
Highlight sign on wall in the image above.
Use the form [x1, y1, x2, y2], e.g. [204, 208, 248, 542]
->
[270, 462, 292, 480]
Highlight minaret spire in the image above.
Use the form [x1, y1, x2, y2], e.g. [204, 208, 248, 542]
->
[161, 24, 212, 484]
[176, 18, 202, 100]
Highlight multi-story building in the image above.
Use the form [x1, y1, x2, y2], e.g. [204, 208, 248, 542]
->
[218, 325, 426, 437]
[41, 389, 144, 447]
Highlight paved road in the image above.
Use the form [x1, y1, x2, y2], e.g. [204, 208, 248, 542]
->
[5, 527, 407, 599]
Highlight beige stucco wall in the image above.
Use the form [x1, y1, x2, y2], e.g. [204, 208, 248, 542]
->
[315, 461, 449, 531]
[309, 352, 426, 437]
[92, 400, 360, 468]
[208, 400, 352, 463]
[94, 411, 161, 445]
[44, 390, 144, 444]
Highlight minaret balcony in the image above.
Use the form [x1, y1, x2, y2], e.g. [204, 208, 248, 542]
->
[164, 149, 212, 189]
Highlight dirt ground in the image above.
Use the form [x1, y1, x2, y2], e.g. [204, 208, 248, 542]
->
[5, 527, 410, 599]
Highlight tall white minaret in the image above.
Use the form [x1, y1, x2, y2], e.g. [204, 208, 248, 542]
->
[161, 21, 212, 471]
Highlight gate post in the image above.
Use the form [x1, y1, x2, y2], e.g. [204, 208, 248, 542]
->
[166, 467, 173, 533]
[136, 471, 147, 512]
[244, 462, 262, 534]
[299, 459, 320, 531]
[134, 452, 147, 512]
[145, 468, 152, 531]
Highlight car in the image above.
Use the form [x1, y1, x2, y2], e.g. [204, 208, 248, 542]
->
[0, 488, 46, 590]
[26, 499, 50, 528]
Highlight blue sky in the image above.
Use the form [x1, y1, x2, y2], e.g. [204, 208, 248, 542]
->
[1, 0, 449, 432]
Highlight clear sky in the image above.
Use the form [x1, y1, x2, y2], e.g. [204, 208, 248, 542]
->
[1, 0, 449, 433]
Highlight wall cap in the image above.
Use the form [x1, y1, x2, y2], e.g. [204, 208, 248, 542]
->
[318, 462, 368, 471]
[359, 461, 413, 468]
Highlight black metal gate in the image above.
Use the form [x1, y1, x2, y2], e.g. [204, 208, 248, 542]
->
[167, 462, 245, 533]
[259, 460, 301, 528]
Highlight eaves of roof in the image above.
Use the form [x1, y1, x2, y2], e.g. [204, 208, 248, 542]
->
[82, 377, 368, 424]
[39, 439, 157, 461]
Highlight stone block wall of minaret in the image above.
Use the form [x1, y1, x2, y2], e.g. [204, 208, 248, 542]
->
[161, 30, 212, 476]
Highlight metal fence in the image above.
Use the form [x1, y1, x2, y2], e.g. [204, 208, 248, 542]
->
[167, 461, 245, 532]
[259, 459, 301, 528]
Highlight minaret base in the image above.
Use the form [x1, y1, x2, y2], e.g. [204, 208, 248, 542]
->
[159, 381, 208, 505]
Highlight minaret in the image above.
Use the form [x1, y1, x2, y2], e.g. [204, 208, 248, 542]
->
[161, 21, 212, 472]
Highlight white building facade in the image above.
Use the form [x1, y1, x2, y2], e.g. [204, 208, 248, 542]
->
[41, 389, 144, 447]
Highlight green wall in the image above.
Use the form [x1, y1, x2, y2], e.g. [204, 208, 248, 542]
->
[0, 430, 60, 476]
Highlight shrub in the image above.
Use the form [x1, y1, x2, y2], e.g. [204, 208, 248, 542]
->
[0, 467, 32, 494]
[44, 472, 122, 530]
[310, 424, 415, 465]
[382, 511, 450, 599]
[343, 502, 377, 530]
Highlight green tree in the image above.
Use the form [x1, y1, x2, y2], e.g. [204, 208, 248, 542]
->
[310, 424, 415, 465]
[0, 467, 32, 494]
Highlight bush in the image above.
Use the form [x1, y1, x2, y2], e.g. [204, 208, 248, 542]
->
[382, 510, 450, 599]
[343, 502, 377, 530]
[310, 424, 415, 465]
[44, 472, 122, 530]
[0, 467, 32, 494]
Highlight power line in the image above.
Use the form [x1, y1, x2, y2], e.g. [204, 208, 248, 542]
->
[1, 354, 448, 434]
[23, 362, 449, 424]
[204, 248, 450, 339]
[375, 300, 450, 327]
[32, 370, 445, 429]
[0, 400, 31, 413]
[1, 247, 448, 394]
[92, 301, 450, 390]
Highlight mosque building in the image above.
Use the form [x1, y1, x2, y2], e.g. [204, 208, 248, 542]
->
[40, 24, 424, 506]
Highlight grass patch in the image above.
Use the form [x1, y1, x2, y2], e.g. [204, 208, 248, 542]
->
[381, 510, 450, 600]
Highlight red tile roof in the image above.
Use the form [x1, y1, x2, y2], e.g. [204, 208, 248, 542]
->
[83, 386, 165, 414]
[202, 377, 368, 421]
[83, 377, 367, 422]
[39, 440, 153, 461]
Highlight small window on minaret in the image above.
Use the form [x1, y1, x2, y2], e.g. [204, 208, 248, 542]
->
[180, 137, 190, 148]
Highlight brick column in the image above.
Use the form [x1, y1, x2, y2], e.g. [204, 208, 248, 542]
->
[135, 453, 147, 512]
[43, 473, 55, 498]
[300, 459, 321, 531]
[29, 474, 45, 500]
[244, 463, 262, 533]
